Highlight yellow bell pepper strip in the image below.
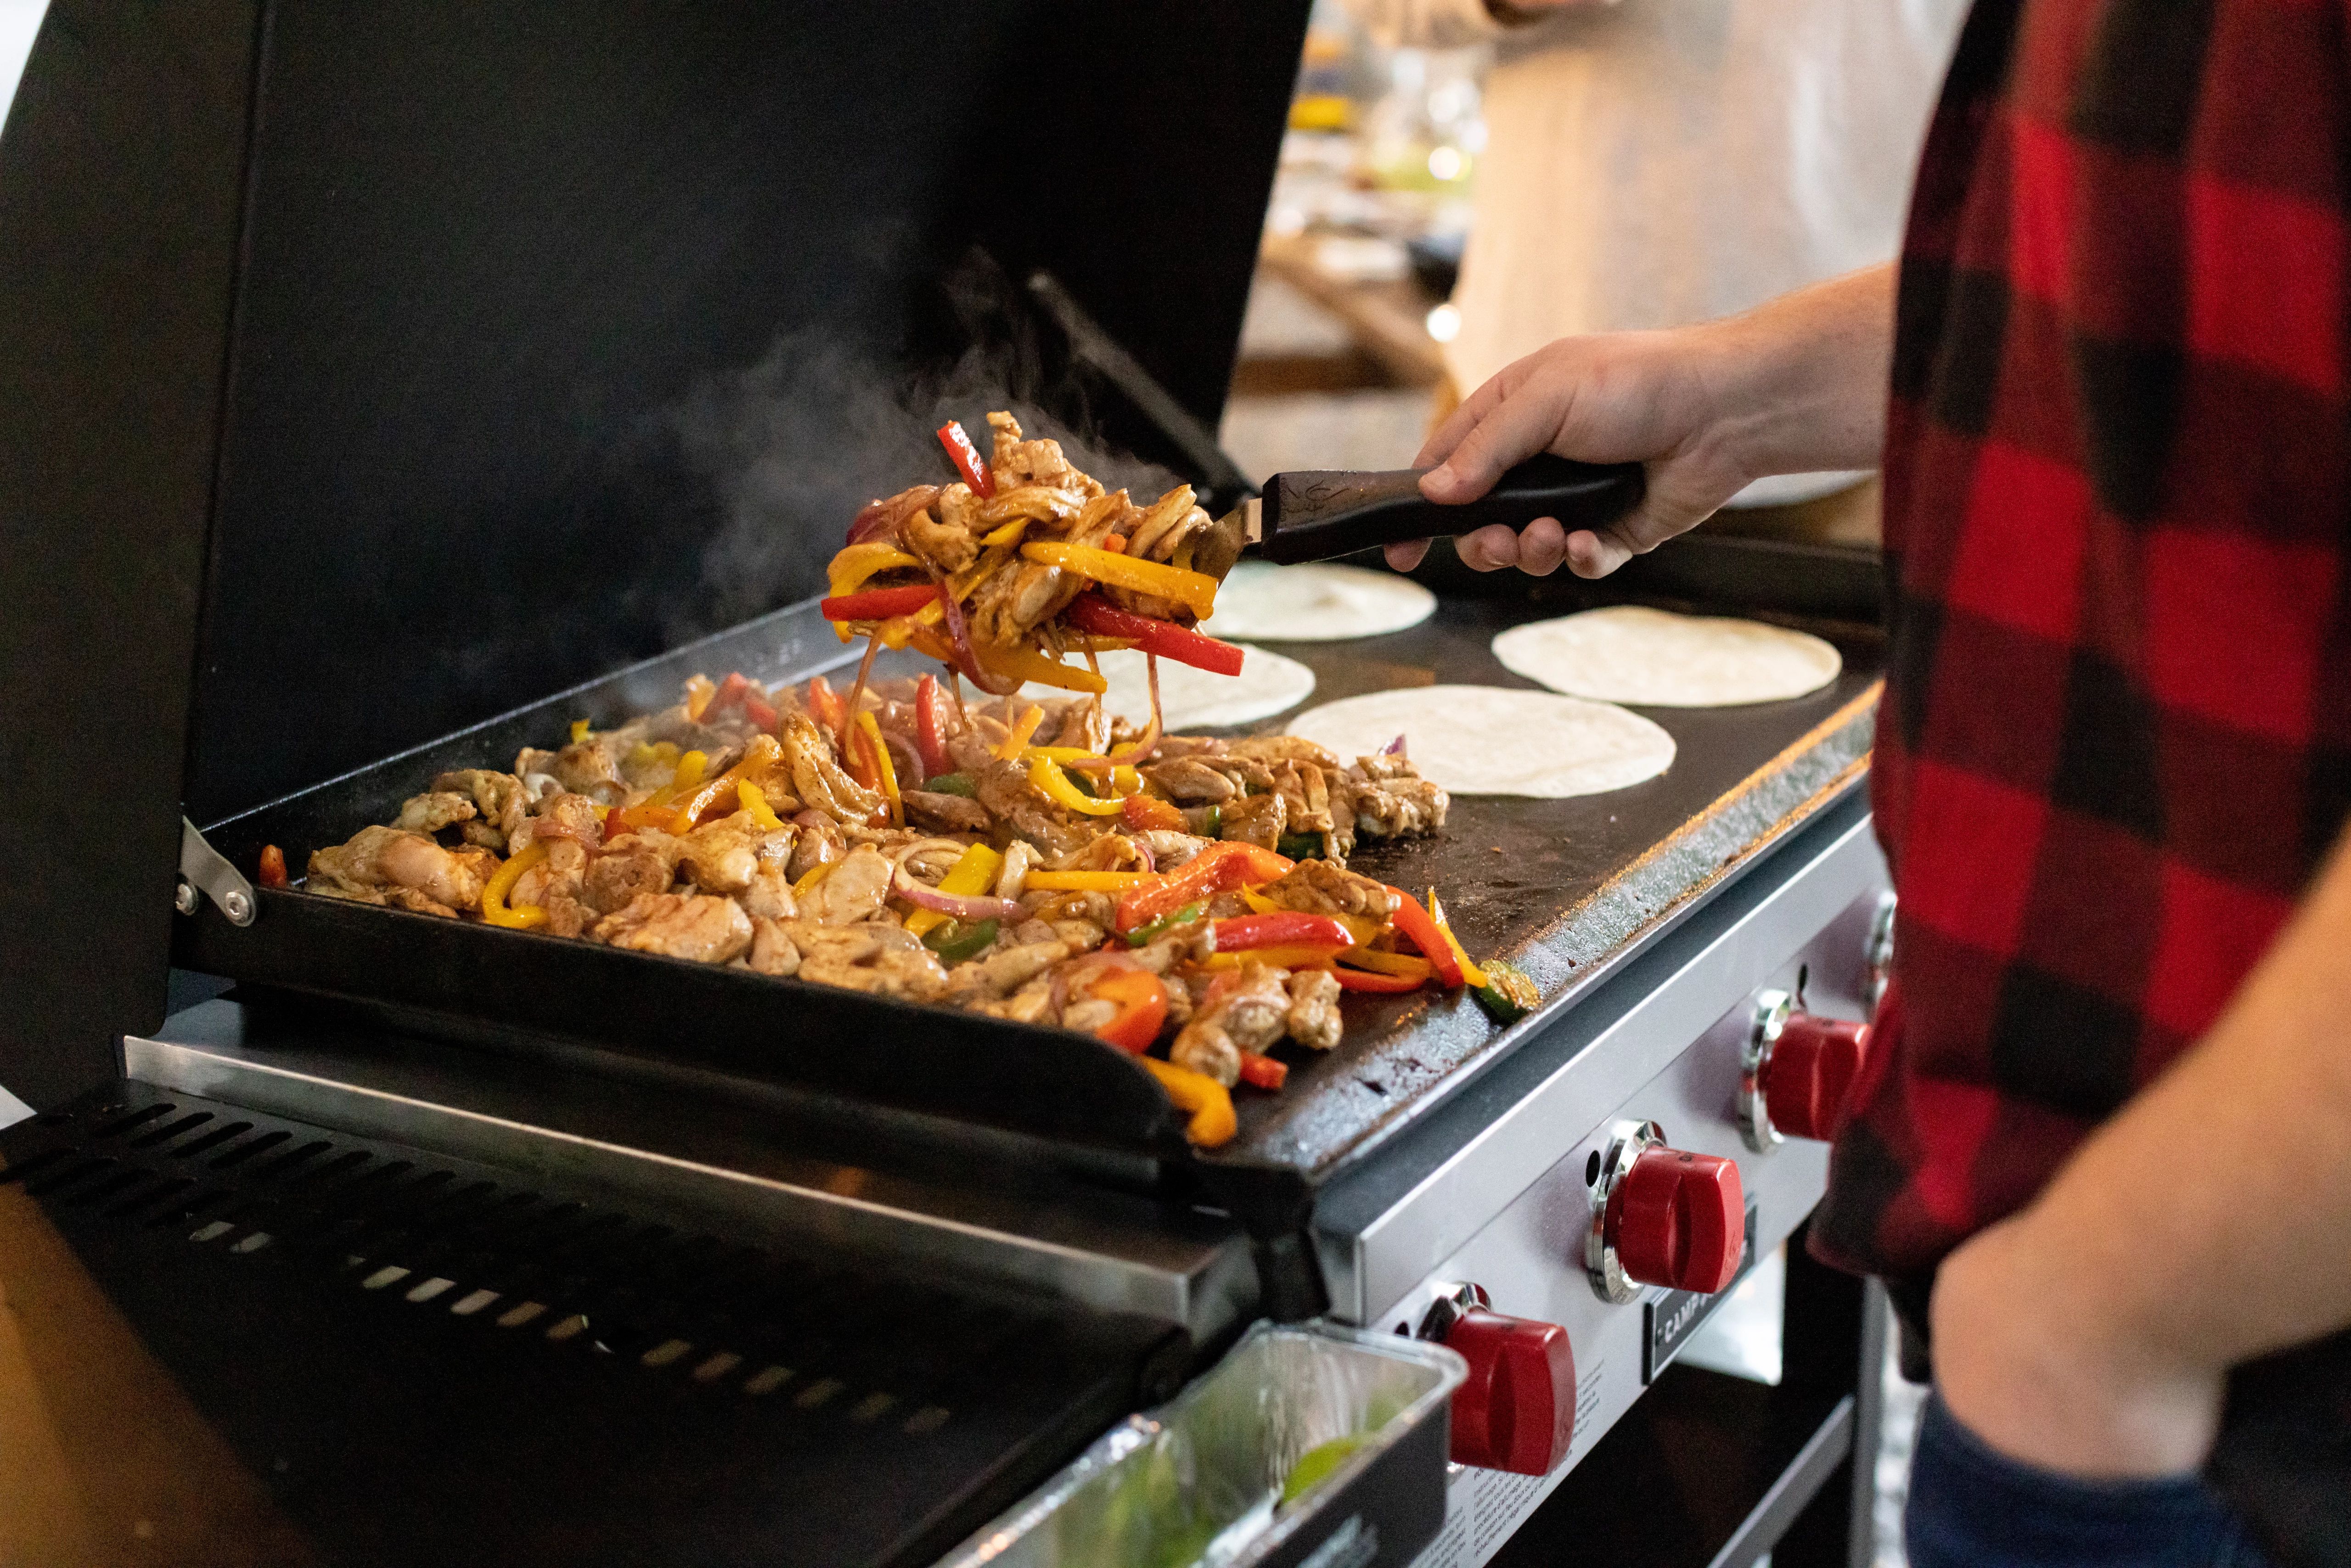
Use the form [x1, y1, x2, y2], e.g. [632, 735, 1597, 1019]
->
[1141, 1057, 1237, 1147]
[569, 717, 590, 744]
[1425, 888, 1489, 989]
[1203, 944, 1350, 971]
[857, 710, 903, 827]
[684, 675, 717, 722]
[827, 542, 923, 598]
[675, 735, 784, 832]
[1028, 757, 1129, 817]
[738, 780, 786, 830]
[904, 842, 1005, 938]
[481, 842, 551, 929]
[791, 860, 835, 899]
[626, 740, 680, 769]
[1333, 948, 1434, 980]
[974, 641, 1108, 695]
[979, 517, 1029, 548]
[672, 749, 708, 792]
[1022, 744, 1106, 762]
[1386, 888, 1467, 988]
[1021, 541, 1221, 621]
[997, 704, 1047, 761]
[1022, 869, 1151, 892]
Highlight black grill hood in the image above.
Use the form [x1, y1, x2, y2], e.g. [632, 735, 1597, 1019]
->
[0, 0, 1309, 1106]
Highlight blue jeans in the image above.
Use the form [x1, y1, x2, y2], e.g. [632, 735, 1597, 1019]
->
[1907, 1393, 2273, 1568]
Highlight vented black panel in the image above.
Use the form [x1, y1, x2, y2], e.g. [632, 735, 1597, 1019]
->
[1, 1083, 1178, 1568]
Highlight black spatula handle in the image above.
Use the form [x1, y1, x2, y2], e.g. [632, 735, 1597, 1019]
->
[1259, 453, 1645, 566]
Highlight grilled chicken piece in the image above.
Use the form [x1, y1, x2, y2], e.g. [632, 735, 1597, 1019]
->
[419, 770, 532, 851]
[675, 810, 790, 896]
[986, 411, 1102, 499]
[1343, 761, 1449, 841]
[939, 939, 1072, 1004]
[1260, 860, 1400, 922]
[738, 862, 799, 922]
[786, 812, 846, 880]
[1143, 758, 1238, 803]
[510, 838, 594, 937]
[1048, 834, 1150, 874]
[994, 840, 1041, 900]
[979, 486, 1086, 530]
[974, 760, 1095, 860]
[804, 843, 893, 926]
[1126, 484, 1201, 563]
[970, 557, 1081, 644]
[516, 736, 629, 804]
[780, 713, 885, 824]
[783, 921, 948, 1000]
[1044, 697, 1109, 754]
[1285, 969, 1343, 1052]
[583, 830, 683, 915]
[393, 791, 476, 836]
[1219, 791, 1288, 850]
[1170, 961, 1291, 1085]
[903, 790, 993, 836]
[903, 497, 980, 575]
[308, 826, 498, 916]
[523, 790, 606, 843]
[1271, 761, 1334, 840]
[847, 483, 943, 551]
[590, 892, 753, 965]
[744, 915, 801, 977]
[1226, 736, 1341, 770]
[1137, 830, 1212, 869]
[974, 975, 1057, 1025]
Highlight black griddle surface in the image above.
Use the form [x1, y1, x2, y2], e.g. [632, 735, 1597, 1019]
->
[1196, 587, 1882, 1173]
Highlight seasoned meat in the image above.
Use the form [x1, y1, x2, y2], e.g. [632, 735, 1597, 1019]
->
[431, 770, 533, 849]
[902, 495, 980, 575]
[307, 826, 496, 915]
[1048, 833, 1149, 874]
[392, 791, 476, 836]
[1137, 829, 1212, 869]
[783, 921, 948, 1000]
[1219, 791, 1288, 850]
[1285, 968, 1343, 1052]
[804, 843, 893, 926]
[583, 830, 683, 915]
[744, 915, 802, 976]
[1226, 736, 1341, 770]
[970, 558, 1082, 645]
[1170, 962, 1290, 1086]
[1125, 484, 1203, 563]
[1260, 860, 1399, 922]
[973, 759, 1095, 860]
[1143, 758, 1237, 804]
[738, 862, 799, 922]
[675, 810, 790, 896]
[994, 840, 1042, 900]
[590, 893, 753, 965]
[1343, 766, 1449, 841]
[1044, 697, 1109, 754]
[939, 939, 1072, 1004]
[511, 838, 591, 927]
[1022, 888, 1116, 931]
[903, 790, 993, 836]
[781, 713, 885, 825]
[516, 736, 629, 804]
[974, 976, 1057, 1025]
[986, 410, 1101, 498]
[979, 486, 1087, 530]
[945, 727, 1000, 776]
[1271, 761, 1334, 839]
[786, 812, 846, 881]
[521, 790, 605, 845]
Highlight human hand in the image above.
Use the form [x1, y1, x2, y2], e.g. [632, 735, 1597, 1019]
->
[1385, 328, 1756, 579]
[1930, 1209, 2227, 1479]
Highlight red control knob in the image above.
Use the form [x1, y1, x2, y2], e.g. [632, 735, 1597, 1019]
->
[1605, 1146, 1744, 1294]
[1761, 1012, 1868, 1141]
[1441, 1309, 1577, 1475]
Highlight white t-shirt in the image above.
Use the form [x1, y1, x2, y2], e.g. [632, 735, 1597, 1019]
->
[1345, 0, 1966, 500]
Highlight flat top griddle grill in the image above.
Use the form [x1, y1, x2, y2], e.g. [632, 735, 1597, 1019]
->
[180, 552, 1882, 1246]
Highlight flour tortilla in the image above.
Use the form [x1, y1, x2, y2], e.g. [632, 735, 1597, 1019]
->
[1198, 561, 1437, 641]
[1492, 604, 1841, 707]
[1286, 685, 1674, 798]
[1020, 645, 1317, 733]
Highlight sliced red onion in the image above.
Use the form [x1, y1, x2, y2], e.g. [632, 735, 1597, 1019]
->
[932, 569, 1021, 697]
[892, 862, 1024, 922]
[883, 729, 926, 788]
[845, 484, 941, 546]
[1131, 839, 1154, 874]
[1381, 733, 1408, 757]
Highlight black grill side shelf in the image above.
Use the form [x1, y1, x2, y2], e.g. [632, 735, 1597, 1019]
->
[0, 1084, 1179, 1568]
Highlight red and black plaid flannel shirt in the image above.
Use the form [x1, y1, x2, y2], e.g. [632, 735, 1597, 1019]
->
[1811, 0, 2351, 1284]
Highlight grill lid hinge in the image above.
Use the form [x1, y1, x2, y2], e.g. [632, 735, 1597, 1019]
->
[176, 816, 257, 926]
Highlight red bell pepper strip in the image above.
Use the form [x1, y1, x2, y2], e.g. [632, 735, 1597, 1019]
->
[806, 674, 848, 737]
[937, 420, 995, 498]
[703, 671, 778, 731]
[602, 806, 631, 844]
[1330, 965, 1425, 994]
[1385, 888, 1466, 988]
[820, 583, 942, 623]
[1121, 794, 1187, 833]
[1115, 841, 1295, 933]
[1080, 964, 1169, 1054]
[1209, 912, 1354, 953]
[1236, 1053, 1288, 1090]
[914, 673, 953, 779]
[257, 845, 289, 889]
[1063, 593, 1245, 677]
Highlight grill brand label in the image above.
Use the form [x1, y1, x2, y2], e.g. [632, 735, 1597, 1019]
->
[1641, 1203, 1760, 1383]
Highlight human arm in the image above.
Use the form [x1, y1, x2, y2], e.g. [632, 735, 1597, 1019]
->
[1932, 824, 2351, 1477]
[1390, 262, 1896, 577]
[1336, 0, 1580, 49]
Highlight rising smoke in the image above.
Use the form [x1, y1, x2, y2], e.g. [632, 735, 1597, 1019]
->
[671, 253, 1183, 634]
